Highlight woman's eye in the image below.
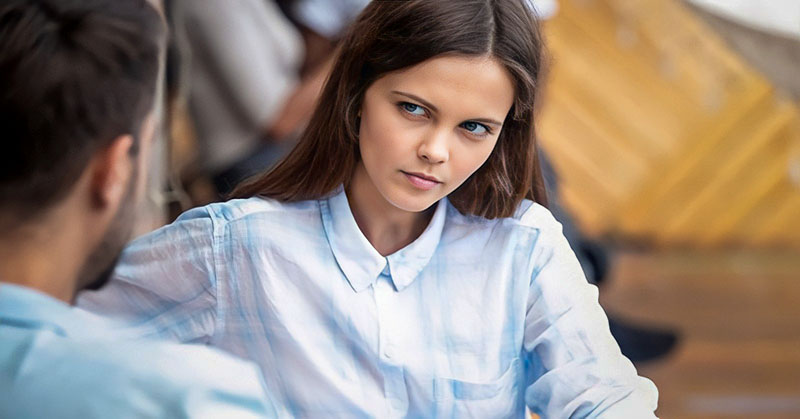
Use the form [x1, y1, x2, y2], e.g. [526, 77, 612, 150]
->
[400, 102, 426, 116]
[461, 121, 489, 135]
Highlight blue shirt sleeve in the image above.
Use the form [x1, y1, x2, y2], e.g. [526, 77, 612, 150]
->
[522, 209, 659, 418]
[77, 206, 219, 344]
[1, 329, 284, 418]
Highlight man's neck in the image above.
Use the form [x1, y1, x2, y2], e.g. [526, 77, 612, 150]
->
[0, 212, 86, 304]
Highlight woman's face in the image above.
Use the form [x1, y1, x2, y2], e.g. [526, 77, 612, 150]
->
[356, 55, 515, 213]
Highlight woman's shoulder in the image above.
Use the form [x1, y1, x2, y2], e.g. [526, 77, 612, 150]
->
[446, 198, 563, 235]
[512, 199, 563, 234]
[179, 196, 321, 227]
[211, 196, 319, 219]
[441, 200, 566, 267]
[133, 196, 321, 247]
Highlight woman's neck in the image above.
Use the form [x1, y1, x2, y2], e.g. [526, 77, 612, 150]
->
[346, 165, 435, 256]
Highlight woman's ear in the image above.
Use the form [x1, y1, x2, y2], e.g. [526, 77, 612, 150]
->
[89, 134, 134, 209]
[355, 110, 362, 140]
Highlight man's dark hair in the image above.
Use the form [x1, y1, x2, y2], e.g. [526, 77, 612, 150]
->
[0, 0, 165, 220]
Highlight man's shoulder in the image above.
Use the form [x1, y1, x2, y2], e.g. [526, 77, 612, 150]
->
[0, 327, 270, 418]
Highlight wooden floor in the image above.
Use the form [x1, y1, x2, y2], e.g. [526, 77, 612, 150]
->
[599, 249, 800, 418]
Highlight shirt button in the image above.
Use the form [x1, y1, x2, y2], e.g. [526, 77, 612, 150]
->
[390, 397, 405, 410]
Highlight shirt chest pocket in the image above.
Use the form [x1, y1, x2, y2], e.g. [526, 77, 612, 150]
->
[433, 358, 522, 418]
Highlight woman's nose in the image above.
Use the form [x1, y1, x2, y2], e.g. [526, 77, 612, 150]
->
[417, 129, 450, 164]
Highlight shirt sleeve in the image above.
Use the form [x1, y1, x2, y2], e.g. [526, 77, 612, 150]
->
[5, 332, 286, 418]
[290, 0, 370, 38]
[147, 343, 289, 418]
[522, 210, 659, 418]
[76, 206, 220, 344]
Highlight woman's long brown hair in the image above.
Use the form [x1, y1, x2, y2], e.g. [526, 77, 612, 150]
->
[231, 0, 549, 218]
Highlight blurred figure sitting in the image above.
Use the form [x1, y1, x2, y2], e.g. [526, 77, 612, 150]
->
[169, 0, 368, 197]
[170, 0, 317, 197]
[0, 0, 280, 416]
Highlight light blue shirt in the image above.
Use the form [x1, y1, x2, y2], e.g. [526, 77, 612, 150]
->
[78, 188, 659, 418]
[0, 283, 279, 418]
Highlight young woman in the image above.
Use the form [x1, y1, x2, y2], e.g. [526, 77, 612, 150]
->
[79, 0, 658, 417]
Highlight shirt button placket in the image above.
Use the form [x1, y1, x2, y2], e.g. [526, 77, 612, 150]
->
[374, 270, 409, 417]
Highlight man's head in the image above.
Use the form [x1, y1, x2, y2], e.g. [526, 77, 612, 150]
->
[0, 0, 165, 296]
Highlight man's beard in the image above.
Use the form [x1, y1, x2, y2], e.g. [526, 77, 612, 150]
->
[74, 173, 138, 299]
[82, 254, 121, 292]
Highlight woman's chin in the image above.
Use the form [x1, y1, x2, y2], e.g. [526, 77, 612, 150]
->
[384, 188, 443, 213]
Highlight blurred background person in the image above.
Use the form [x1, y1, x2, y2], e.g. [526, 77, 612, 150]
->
[166, 0, 368, 198]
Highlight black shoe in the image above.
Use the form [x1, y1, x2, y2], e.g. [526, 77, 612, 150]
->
[608, 316, 679, 363]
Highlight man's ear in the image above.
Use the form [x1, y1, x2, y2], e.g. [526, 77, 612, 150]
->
[89, 134, 134, 209]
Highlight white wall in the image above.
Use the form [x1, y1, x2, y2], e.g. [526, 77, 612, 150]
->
[687, 0, 800, 39]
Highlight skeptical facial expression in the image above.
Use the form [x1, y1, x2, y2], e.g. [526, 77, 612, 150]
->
[356, 54, 515, 213]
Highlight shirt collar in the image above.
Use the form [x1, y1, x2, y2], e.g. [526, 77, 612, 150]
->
[0, 283, 85, 337]
[320, 187, 448, 293]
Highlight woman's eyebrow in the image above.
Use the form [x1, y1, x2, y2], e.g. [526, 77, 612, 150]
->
[468, 117, 504, 127]
[391, 90, 504, 127]
[392, 90, 438, 113]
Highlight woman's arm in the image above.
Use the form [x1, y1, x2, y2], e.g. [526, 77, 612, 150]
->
[76, 206, 219, 344]
[522, 208, 659, 418]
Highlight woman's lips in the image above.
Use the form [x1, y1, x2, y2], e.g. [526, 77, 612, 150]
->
[402, 171, 441, 191]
